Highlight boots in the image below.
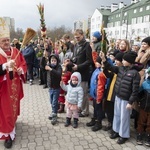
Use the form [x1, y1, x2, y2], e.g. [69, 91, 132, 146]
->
[145, 134, 150, 147]
[65, 117, 71, 127]
[51, 113, 57, 125]
[58, 104, 65, 113]
[86, 118, 96, 127]
[103, 122, 112, 131]
[136, 133, 143, 145]
[4, 138, 13, 149]
[91, 121, 102, 132]
[73, 118, 78, 128]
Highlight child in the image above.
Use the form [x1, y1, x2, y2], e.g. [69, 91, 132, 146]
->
[86, 56, 106, 132]
[136, 67, 150, 147]
[103, 52, 124, 132]
[60, 72, 83, 128]
[58, 59, 72, 113]
[90, 31, 102, 64]
[100, 51, 143, 144]
[45, 54, 62, 125]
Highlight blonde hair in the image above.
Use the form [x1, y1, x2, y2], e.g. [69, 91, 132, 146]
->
[120, 39, 131, 52]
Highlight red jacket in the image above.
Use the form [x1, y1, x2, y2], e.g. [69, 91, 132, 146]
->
[97, 72, 107, 103]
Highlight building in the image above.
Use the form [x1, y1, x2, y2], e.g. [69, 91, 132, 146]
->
[73, 17, 91, 35]
[90, 6, 111, 38]
[2, 17, 15, 31]
[73, 0, 150, 42]
[107, 0, 150, 41]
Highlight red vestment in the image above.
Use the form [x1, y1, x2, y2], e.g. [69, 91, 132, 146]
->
[0, 47, 27, 139]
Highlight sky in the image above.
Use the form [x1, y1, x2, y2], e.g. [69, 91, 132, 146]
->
[0, 0, 131, 31]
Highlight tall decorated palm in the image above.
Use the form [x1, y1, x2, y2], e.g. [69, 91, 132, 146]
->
[37, 3, 46, 39]
[100, 21, 109, 55]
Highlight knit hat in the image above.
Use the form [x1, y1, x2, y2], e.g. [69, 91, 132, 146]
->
[133, 42, 141, 48]
[115, 52, 124, 62]
[109, 50, 119, 57]
[93, 31, 101, 39]
[96, 56, 102, 64]
[123, 51, 137, 64]
[142, 36, 150, 46]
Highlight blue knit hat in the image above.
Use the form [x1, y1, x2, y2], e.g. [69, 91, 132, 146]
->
[93, 31, 101, 39]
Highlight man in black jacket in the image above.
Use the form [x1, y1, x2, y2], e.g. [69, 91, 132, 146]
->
[71, 29, 93, 117]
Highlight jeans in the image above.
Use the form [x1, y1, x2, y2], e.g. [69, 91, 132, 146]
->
[49, 88, 60, 114]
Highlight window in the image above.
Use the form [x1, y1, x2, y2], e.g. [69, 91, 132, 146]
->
[134, 9, 137, 13]
[122, 30, 126, 35]
[111, 22, 114, 27]
[124, 12, 127, 16]
[92, 18, 95, 22]
[115, 30, 119, 35]
[146, 5, 150, 10]
[139, 7, 143, 12]
[131, 18, 136, 24]
[144, 28, 149, 34]
[137, 29, 141, 33]
[132, 29, 135, 34]
[115, 21, 120, 26]
[96, 16, 100, 21]
[143, 15, 150, 22]
[137, 17, 142, 23]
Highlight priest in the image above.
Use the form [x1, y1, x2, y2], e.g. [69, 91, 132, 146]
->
[0, 17, 27, 149]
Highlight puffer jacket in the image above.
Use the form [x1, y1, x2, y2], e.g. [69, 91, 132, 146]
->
[60, 72, 83, 107]
[47, 54, 62, 89]
[104, 61, 143, 104]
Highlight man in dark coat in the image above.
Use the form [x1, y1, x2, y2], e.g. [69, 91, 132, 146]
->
[71, 29, 93, 117]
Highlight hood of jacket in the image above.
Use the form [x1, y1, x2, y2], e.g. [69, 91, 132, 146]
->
[49, 54, 60, 66]
[70, 72, 82, 86]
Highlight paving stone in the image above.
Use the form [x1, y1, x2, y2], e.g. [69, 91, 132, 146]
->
[2, 80, 147, 150]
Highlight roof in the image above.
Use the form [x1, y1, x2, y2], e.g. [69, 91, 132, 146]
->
[111, 0, 150, 14]
[97, 8, 111, 16]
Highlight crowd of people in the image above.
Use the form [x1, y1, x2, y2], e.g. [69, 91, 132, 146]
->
[0, 16, 150, 148]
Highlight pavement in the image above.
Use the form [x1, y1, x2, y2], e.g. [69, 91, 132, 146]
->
[0, 79, 150, 150]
